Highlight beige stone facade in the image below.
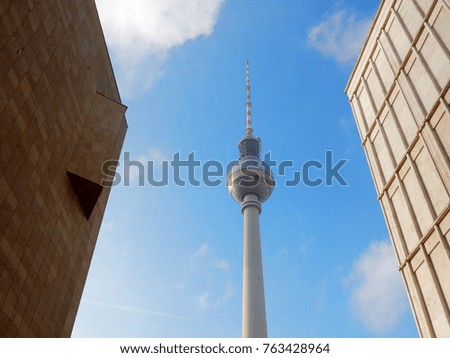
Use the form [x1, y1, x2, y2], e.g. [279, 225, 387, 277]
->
[0, 0, 127, 337]
[346, 0, 450, 337]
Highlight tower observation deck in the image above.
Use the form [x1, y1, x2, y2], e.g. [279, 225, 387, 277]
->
[226, 62, 275, 338]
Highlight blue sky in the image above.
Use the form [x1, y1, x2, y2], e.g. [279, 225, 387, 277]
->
[72, 0, 419, 338]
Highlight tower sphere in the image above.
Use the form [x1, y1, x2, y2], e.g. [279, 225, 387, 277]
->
[226, 160, 274, 203]
[227, 136, 275, 203]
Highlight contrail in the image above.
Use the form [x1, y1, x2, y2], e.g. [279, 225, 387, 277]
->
[83, 299, 202, 323]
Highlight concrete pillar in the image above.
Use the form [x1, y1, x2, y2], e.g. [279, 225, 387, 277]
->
[241, 193, 267, 338]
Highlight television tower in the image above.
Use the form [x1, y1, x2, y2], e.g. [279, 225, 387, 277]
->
[227, 62, 275, 338]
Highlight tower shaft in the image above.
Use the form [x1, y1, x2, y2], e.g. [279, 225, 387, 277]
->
[241, 193, 267, 338]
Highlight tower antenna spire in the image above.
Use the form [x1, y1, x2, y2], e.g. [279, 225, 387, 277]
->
[245, 61, 253, 136]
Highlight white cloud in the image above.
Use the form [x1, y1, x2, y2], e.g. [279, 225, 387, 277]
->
[117, 147, 170, 186]
[197, 292, 210, 309]
[213, 259, 230, 271]
[338, 117, 357, 140]
[188, 244, 235, 310]
[197, 285, 235, 310]
[95, 0, 224, 97]
[137, 148, 169, 164]
[307, 10, 372, 64]
[194, 243, 211, 257]
[345, 240, 410, 334]
[338, 117, 353, 131]
[190, 244, 231, 273]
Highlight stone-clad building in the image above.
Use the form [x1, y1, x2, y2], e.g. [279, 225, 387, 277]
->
[0, 0, 127, 337]
[346, 0, 450, 337]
